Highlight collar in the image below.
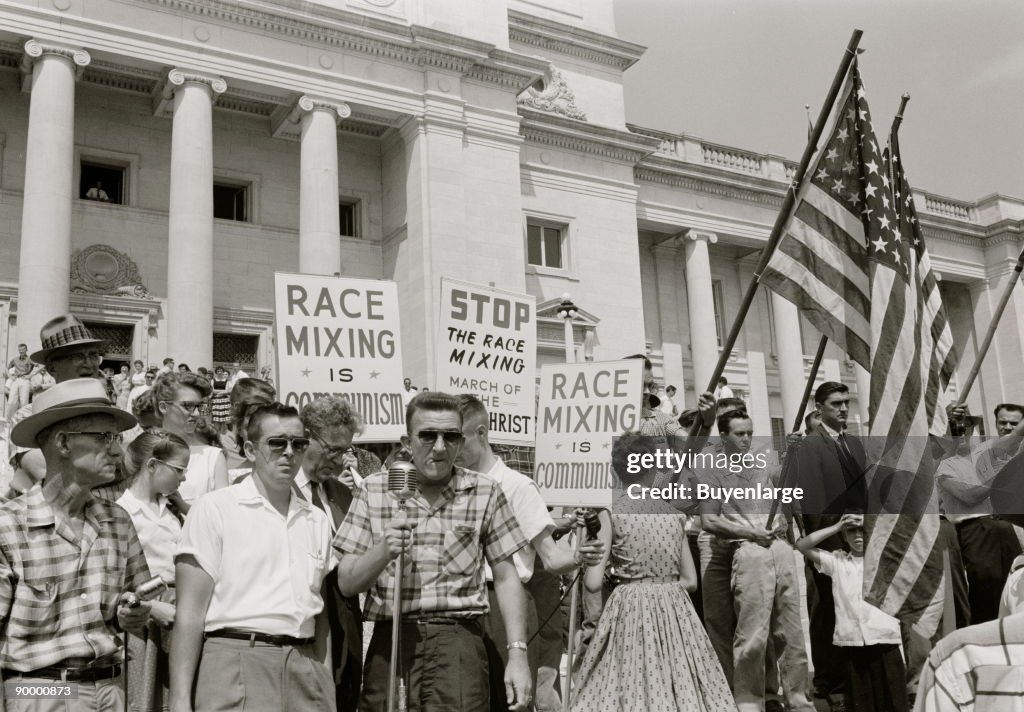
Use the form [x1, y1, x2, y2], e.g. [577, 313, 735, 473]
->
[294, 467, 311, 491]
[236, 473, 311, 514]
[26, 482, 114, 531]
[820, 422, 844, 439]
[117, 489, 168, 518]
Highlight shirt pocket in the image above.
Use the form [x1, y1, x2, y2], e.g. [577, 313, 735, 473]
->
[442, 526, 480, 576]
[12, 573, 60, 637]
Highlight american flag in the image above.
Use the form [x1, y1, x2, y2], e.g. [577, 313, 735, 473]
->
[759, 59, 951, 629]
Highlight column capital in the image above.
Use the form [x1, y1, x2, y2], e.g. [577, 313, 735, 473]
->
[685, 229, 718, 245]
[20, 40, 90, 90]
[153, 69, 227, 117]
[271, 95, 351, 139]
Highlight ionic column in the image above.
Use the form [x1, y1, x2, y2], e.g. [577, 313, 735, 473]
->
[771, 291, 806, 431]
[684, 230, 719, 394]
[164, 69, 226, 368]
[16, 40, 90, 348]
[298, 96, 350, 274]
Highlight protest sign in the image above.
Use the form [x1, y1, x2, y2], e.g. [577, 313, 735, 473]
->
[274, 272, 405, 441]
[534, 360, 644, 507]
[436, 278, 536, 445]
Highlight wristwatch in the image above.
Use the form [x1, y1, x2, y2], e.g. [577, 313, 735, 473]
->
[506, 641, 528, 652]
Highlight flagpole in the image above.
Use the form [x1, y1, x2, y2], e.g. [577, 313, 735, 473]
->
[956, 246, 1024, 402]
[687, 29, 863, 435]
[767, 334, 828, 526]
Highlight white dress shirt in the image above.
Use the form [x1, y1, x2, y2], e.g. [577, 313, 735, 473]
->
[116, 489, 182, 584]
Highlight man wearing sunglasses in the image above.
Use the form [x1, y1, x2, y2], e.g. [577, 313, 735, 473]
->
[335, 391, 533, 712]
[1, 378, 151, 712]
[171, 403, 336, 712]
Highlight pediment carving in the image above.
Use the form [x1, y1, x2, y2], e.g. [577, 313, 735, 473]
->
[517, 64, 587, 121]
[70, 244, 154, 299]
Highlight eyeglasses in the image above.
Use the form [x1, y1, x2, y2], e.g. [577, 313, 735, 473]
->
[151, 458, 188, 474]
[54, 351, 104, 366]
[309, 431, 351, 461]
[415, 430, 464, 447]
[263, 436, 311, 454]
[62, 431, 123, 446]
[164, 400, 211, 415]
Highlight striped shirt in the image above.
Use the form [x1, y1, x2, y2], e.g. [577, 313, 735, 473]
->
[0, 483, 151, 671]
[915, 612, 1024, 711]
[333, 467, 527, 621]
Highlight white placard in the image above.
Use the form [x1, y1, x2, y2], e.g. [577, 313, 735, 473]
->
[274, 273, 405, 442]
[435, 278, 536, 445]
[534, 360, 644, 507]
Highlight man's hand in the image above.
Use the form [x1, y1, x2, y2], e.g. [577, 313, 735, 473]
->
[339, 450, 360, 489]
[149, 600, 176, 628]
[946, 402, 969, 422]
[786, 432, 803, 451]
[117, 600, 151, 635]
[838, 512, 863, 531]
[504, 651, 533, 711]
[698, 391, 717, 427]
[748, 527, 775, 547]
[337, 468, 357, 490]
[381, 514, 416, 561]
[576, 539, 605, 567]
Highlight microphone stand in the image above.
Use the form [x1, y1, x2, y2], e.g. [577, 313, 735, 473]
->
[562, 513, 587, 712]
[387, 498, 408, 712]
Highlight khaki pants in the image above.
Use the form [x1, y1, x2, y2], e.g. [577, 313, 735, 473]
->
[5, 676, 123, 712]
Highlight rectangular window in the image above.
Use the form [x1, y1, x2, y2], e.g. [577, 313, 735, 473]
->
[80, 162, 126, 205]
[213, 183, 248, 222]
[212, 332, 259, 373]
[526, 223, 564, 269]
[771, 417, 786, 457]
[712, 280, 725, 347]
[339, 200, 359, 237]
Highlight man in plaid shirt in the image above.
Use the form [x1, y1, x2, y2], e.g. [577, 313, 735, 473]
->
[0, 378, 152, 712]
[335, 391, 533, 712]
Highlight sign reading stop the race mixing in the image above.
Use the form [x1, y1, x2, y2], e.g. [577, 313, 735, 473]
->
[436, 278, 536, 446]
[534, 360, 643, 508]
[274, 273, 405, 442]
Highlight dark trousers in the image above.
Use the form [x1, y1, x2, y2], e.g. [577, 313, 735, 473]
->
[361, 620, 489, 712]
[958, 516, 1022, 624]
[482, 587, 539, 712]
[807, 564, 846, 697]
[687, 533, 703, 621]
[843, 644, 908, 712]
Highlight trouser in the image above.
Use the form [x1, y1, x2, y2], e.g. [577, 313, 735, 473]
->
[699, 531, 735, 681]
[957, 516, 1022, 624]
[687, 532, 704, 621]
[525, 564, 563, 711]
[194, 636, 335, 712]
[843, 644, 908, 712]
[482, 586, 539, 712]
[362, 619, 489, 712]
[5, 376, 30, 419]
[4, 676, 123, 712]
[732, 540, 814, 712]
[808, 562, 845, 697]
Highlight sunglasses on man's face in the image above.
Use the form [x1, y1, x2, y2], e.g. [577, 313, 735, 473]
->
[415, 430, 464, 447]
[263, 436, 311, 455]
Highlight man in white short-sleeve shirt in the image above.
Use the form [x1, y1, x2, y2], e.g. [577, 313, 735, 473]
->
[169, 403, 336, 712]
[455, 395, 604, 711]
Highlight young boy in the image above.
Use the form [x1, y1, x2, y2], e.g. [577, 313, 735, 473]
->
[796, 513, 908, 712]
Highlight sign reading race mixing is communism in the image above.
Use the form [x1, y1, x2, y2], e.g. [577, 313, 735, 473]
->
[274, 273, 405, 441]
[534, 360, 643, 507]
[436, 278, 536, 446]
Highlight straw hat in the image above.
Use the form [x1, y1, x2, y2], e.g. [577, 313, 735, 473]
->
[11, 378, 136, 448]
[30, 314, 106, 365]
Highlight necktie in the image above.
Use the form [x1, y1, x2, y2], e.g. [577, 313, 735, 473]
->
[309, 481, 325, 512]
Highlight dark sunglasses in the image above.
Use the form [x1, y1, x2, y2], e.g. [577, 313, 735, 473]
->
[415, 430, 464, 446]
[264, 436, 311, 454]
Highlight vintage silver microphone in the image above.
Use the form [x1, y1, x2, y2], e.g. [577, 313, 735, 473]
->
[387, 453, 418, 712]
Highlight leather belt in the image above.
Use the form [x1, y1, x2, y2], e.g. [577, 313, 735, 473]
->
[379, 617, 482, 634]
[205, 629, 314, 647]
[2, 664, 122, 682]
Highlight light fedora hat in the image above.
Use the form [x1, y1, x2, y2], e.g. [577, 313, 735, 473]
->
[31, 314, 106, 365]
[11, 378, 137, 448]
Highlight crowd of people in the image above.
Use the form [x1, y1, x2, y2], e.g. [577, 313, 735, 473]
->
[0, 315, 1023, 712]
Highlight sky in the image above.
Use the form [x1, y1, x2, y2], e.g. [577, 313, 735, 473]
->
[613, 0, 1024, 201]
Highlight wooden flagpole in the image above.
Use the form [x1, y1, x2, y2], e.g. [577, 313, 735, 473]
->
[687, 29, 863, 435]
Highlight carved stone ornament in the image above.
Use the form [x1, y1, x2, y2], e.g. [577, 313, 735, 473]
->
[517, 64, 587, 121]
[70, 244, 154, 299]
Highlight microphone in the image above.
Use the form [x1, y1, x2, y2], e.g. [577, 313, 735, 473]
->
[387, 453, 418, 505]
[120, 576, 169, 608]
[386, 452, 417, 712]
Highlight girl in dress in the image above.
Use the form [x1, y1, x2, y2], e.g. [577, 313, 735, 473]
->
[149, 371, 227, 505]
[117, 430, 190, 712]
[571, 433, 735, 712]
[209, 366, 231, 433]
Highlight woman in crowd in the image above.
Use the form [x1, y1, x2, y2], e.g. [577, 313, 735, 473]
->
[208, 366, 232, 433]
[115, 364, 133, 410]
[117, 429, 189, 712]
[218, 377, 276, 479]
[571, 433, 734, 712]
[150, 371, 227, 505]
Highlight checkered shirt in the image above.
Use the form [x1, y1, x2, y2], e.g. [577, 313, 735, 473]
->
[0, 483, 151, 671]
[490, 445, 535, 477]
[333, 467, 527, 621]
[638, 407, 682, 438]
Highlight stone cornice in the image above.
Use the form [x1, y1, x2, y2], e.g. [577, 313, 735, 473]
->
[507, 9, 646, 70]
[519, 108, 659, 164]
[635, 161, 786, 209]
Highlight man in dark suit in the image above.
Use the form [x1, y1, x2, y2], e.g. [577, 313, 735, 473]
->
[792, 381, 867, 705]
[299, 396, 383, 712]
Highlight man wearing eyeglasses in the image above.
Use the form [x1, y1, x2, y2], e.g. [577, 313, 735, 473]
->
[335, 391, 533, 712]
[297, 396, 382, 712]
[170, 402, 336, 712]
[0, 378, 151, 712]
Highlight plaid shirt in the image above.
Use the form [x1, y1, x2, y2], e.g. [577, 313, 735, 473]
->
[0, 482, 151, 671]
[490, 445, 535, 477]
[333, 467, 527, 621]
